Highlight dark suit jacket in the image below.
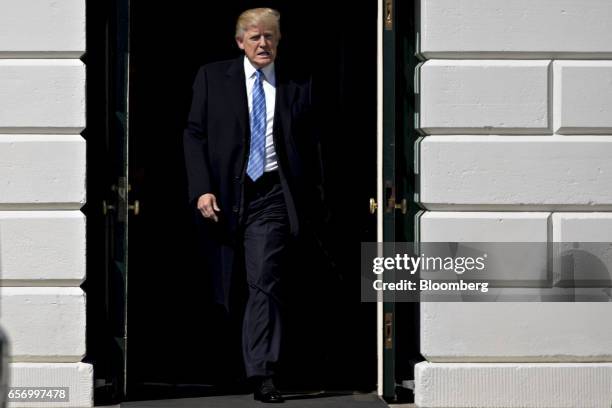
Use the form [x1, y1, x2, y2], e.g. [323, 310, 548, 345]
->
[183, 56, 325, 309]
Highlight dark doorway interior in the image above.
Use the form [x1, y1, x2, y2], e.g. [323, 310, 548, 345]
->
[87, 0, 378, 403]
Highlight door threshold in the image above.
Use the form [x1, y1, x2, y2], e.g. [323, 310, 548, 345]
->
[100, 391, 387, 407]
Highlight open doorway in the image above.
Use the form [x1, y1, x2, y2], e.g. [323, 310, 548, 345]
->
[86, 0, 378, 403]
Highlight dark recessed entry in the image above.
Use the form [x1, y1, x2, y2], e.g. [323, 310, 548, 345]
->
[85, 0, 379, 404]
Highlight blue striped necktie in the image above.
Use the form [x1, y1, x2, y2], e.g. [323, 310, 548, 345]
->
[247, 69, 266, 181]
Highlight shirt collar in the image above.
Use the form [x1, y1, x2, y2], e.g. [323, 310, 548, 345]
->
[243, 56, 275, 85]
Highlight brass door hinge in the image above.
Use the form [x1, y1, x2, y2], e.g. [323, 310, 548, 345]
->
[384, 312, 393, 349]
[384, 0, 393, 30]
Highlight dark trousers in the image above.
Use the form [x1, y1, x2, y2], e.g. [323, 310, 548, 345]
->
[241, 171, 290, 378]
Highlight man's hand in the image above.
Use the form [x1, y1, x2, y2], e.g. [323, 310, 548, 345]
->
[197, 193, 221, 222]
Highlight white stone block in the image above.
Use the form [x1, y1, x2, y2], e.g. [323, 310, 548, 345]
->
[421, 303, 612, 362]
[0, 0, 85, 57]
[419, 212, 549, 287]
[419, 212, 612, 361]
[420, 61, 550, 134]
[0, 288, 85, 362]
[418, 136, 612, 211]
[420, 212, 549, 242]
[553, 61, 612, 134]
[0, 135, 86, 208]
[553, 213, 612, 243]
[552, 213, 612, 288]
[415, 362, 612, 408]
[420, 0, 612, 58]
[9, 363, 93, 407]
[0, 60, 85, 133]
[0, 211, 85, 285]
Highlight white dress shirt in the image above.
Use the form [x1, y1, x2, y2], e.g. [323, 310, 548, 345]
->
[244, 56, 278, 172]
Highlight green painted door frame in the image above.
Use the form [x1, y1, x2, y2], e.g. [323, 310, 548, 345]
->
[380, 0, 420, 401]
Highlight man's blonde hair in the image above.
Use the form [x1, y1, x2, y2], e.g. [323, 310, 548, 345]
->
[235, 8, 281, 39]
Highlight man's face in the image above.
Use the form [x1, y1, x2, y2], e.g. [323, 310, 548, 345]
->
[236, 24, 279, 69]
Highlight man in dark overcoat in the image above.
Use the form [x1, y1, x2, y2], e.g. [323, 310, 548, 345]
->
[183, 7, 325, 403]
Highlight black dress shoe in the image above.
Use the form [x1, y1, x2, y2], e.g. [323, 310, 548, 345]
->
[253, 377, 284, 403]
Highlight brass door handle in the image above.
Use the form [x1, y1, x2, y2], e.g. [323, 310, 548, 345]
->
[102, 200, 139, 215]
[387, 197, 407, 214]
[128, 200, 140, 216]
[102, 200, 115, 215]
[394, 198, 407, 215]
[369, 198, 378, 214]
